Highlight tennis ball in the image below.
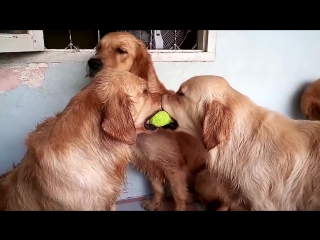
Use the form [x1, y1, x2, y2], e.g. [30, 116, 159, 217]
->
[149, 111, 172, 127]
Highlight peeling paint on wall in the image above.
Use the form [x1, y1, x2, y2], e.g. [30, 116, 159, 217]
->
[0, 63, 48, 93]
[0, 69, 20, 93]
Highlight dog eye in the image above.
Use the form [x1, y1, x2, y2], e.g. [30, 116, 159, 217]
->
[96, 45, 101, 51]
[117, 48, 127, 54]
[142, 89, 148, 96]
[177, 91, 184, 96]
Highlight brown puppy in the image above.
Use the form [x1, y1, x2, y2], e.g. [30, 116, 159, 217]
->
[87, 32, 210, 211]
[162, 75, 320, 210]
[0, 70, 161, 211]
[301, 78, 320, 120]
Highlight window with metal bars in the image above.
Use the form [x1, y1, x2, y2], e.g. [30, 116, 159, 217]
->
[0, 30, 216, 61]
[42, 30, 199, 50]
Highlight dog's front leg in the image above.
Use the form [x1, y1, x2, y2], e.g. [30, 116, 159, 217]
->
[167, 170, 188, 211]
[142, 179, 164, 211]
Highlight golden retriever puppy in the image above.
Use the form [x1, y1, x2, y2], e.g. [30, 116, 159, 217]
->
[87, 32, 211, 211]
[301, 78, 320, 120]
[0, 70, 161, 211]
[162, 75, 320, 211]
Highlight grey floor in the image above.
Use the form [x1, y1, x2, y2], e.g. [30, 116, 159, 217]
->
[116, 198, 205, 211]
[117, 201, 146, 211]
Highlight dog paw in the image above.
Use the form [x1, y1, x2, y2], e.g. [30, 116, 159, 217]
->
[174, 204, 186, 211]
[216, 205, 229, 211]
[141, 199, 161, 211]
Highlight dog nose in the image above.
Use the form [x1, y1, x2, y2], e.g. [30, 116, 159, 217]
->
[87, 58, 103, 71]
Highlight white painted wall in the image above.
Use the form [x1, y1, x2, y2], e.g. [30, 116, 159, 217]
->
[1, 30, 320, 199]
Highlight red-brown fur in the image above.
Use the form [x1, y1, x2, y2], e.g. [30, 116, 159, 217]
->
[301, 78, 320, 120]
[87, 32, 224, 211]
[0, 70, 161, 211]
[163, 75, 320, 210]
[194, 168, 244, 211]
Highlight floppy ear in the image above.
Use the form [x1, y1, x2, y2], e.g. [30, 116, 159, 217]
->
[202, 101, 233, 150]
[130, 42, 168, 94]
[130, 42, 150, 81]
[101, 97, 137, 145]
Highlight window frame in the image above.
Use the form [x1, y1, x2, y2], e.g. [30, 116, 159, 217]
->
[0, 30, 216, 62]
[0, 30, 45, 53]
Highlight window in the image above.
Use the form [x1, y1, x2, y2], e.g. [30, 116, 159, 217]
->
[0, 30, 44, 53]
[0, 30, 216, 62]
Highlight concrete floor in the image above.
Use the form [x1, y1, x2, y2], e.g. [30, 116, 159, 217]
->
[116, 196, 205, 211]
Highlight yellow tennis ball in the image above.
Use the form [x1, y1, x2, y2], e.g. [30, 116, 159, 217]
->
[149, 111, 172, 127]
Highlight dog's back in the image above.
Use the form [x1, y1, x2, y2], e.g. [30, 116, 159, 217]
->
[293, 120, 320, 210]
[132, 130, 206, 180]
[219, 105, 320, 210]
[0, 117, 122, 211]
[0, 82, 131, 211]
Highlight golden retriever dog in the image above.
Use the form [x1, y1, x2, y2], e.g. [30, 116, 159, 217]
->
[162, 75, 320, 211]
[0, 70, 161, 211]
[87, 32, 213, 211]
[301, 78, 320, 120]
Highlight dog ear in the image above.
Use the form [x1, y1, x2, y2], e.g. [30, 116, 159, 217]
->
[130, 41, 168, 94]
[202, 101, 233, 150]
[101, 96, 137, 145]
[130, 41, 150, 81]
[305, 101, 320, 120]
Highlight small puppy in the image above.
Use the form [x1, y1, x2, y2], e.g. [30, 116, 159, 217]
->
[0, 70, 161, 211]
[162, 75, 320, 210]
[87, 32, 210, 211]
[301, 78, 320, 120]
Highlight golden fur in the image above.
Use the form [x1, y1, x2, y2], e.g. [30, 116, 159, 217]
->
[162, 75, 320, 210]
[194, 168, 244, 211]
[0, 70, 161, 211]
[301, 78, 320, 120]
[87, 32, 214, 211]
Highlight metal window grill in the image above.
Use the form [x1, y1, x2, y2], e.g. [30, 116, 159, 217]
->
[60, 30, 197, 51]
